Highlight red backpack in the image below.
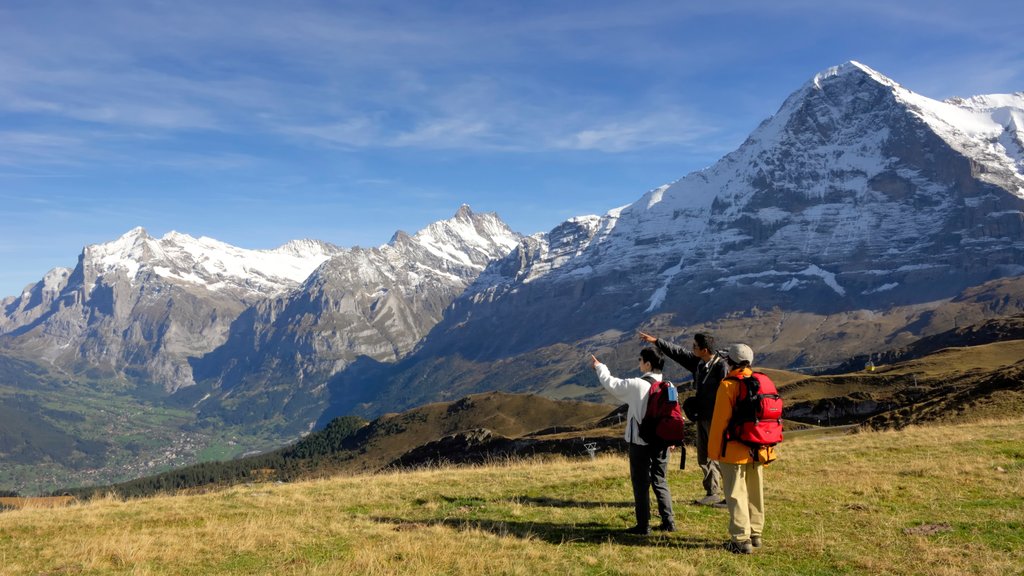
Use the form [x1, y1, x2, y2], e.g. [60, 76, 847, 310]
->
[639, 376, 686, 447]
[728, 372, 784, 448]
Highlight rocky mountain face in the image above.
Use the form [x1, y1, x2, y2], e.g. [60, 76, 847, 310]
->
[0, 228, 344, 392]
[0, 208, 519, 407]
[183, 206, 522, 434]
[416, 62, 1024, 360]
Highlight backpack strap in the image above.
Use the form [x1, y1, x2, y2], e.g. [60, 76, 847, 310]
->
[720, 375, 752, 457]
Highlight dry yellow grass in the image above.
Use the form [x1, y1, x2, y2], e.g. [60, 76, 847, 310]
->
[0, 496, 76, 510]
[1, 418, 1022, 575]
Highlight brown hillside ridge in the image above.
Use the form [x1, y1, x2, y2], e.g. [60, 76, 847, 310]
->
[832, 313, 1024, 373]
[342, 392, 619, 473]
[781, 339, 1024, 428]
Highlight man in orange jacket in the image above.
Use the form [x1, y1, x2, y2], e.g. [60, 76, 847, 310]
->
[708, 343, 778, 554]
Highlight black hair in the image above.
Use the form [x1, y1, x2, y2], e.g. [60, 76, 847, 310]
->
[694, 333, 715, 352]
[640, 347, 665, 371]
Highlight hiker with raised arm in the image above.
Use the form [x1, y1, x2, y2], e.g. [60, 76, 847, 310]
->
[638, 330, 727, 507]
[590, 348, 676, 535]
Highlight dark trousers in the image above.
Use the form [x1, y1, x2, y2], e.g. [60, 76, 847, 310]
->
[628, 442, 674, 529]
[697, 419, 722, 496]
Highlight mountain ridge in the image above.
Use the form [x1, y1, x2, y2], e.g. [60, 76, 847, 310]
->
[0, 206, 520, 398]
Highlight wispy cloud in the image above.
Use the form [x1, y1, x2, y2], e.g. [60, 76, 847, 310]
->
[2, 1, 1019, 164]
[0, 131, 89, 166]
[0, 1, 747, 161]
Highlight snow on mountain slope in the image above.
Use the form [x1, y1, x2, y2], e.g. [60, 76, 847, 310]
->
[0, 207, 519, 395]
[435, 61, 1024, 361]
[191, 206, 522, 432]
[489, 62, 1023, 292]
[408, 204, 521, 269]
[83, 227, 343, 296]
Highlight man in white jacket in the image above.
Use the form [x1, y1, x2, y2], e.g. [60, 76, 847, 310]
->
[591, 348, 676, 535]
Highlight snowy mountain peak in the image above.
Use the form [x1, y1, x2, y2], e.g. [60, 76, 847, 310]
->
[812, 61, 896, 91]
[276, 238, 344, 258]
[407, 205, 521, 269]
[81, 227, 343, 296]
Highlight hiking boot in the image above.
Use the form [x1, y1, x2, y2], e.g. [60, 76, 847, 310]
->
[622, 525, 650, 536]
[694, 494, 723, 506]
[723, 540, 753, 554]
[653, 522, 676, 532]
[711, 499, 728, 509]
[750, 535, 762, 548]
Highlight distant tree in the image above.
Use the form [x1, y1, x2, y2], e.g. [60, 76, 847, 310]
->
[286, 415, 368, 458]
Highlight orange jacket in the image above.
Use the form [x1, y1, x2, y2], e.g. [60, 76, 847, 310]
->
[708, 366, 778, 465]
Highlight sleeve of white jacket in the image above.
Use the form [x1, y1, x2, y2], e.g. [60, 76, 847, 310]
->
[595, 362, 643, 404]
[594, 362, 650, 445]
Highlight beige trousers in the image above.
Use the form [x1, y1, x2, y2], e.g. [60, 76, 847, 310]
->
[719, 460, 765, 542]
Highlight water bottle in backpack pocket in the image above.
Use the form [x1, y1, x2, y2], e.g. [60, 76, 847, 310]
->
[639, 376, 686, 447]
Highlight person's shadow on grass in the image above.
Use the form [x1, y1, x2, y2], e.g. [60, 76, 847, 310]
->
[372, 515, 719, 549]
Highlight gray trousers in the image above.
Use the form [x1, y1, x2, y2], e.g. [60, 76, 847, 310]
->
[628, 442, 674, 529]
[697, 419, 722, 496]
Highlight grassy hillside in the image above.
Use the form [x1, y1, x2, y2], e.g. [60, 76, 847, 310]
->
[64, 393, 621, 499]
[2, 418, 1021, 575]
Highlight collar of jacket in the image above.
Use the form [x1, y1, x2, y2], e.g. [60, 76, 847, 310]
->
[727, 366, 753, 379]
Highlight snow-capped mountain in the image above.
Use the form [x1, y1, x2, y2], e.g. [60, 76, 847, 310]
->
[77, 227, 343, 296]
[0, 228, 344, 391]
[406, 62, 1024, 365]
[188, 206, 521, 432]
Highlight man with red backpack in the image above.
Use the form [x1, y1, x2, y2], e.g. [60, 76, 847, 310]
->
[590, 348, 676, 535]
[638, 330, 728, 507]
[708, 343, 781, 554]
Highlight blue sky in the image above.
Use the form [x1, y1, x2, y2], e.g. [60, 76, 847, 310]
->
[1, 0, 1022, 297]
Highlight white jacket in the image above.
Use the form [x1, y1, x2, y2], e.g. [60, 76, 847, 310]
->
[594, 363, 660, 445]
